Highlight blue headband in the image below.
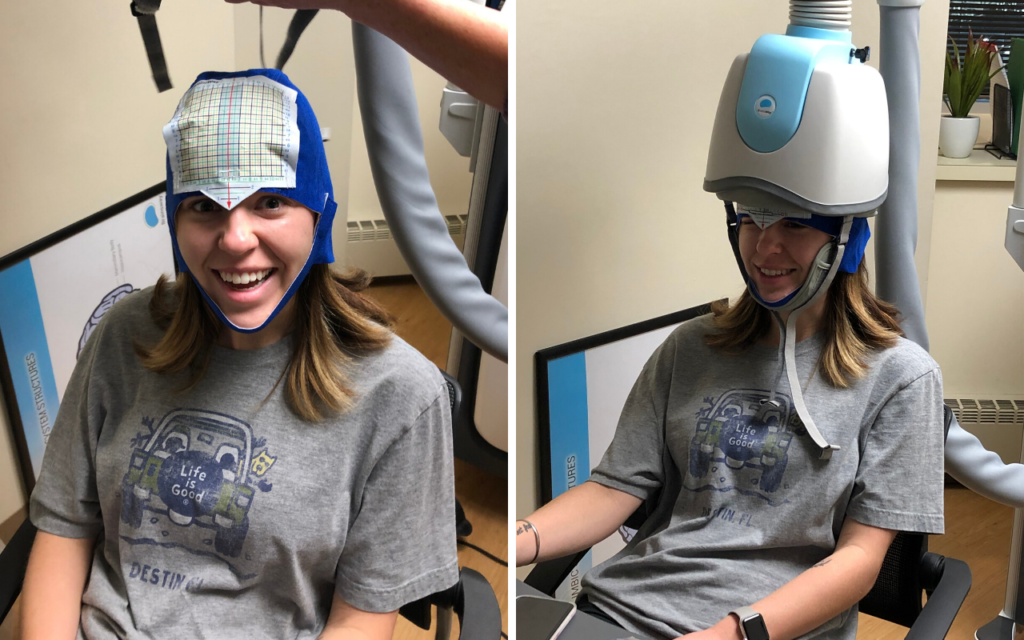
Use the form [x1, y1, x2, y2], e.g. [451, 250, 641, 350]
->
[163, 69, 336, 333]
[737, 213, 870, 274]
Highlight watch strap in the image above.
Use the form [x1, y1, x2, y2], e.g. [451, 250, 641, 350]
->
[730, 606, 763, 640]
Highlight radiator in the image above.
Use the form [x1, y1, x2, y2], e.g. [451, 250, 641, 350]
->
[344, 215, 468, 277]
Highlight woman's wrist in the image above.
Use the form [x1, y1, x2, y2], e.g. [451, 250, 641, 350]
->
[515, 520, 539, 566]
[714, 614, 745, 640]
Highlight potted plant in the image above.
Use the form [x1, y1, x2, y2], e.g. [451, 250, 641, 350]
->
[940, 31, 1004, 158]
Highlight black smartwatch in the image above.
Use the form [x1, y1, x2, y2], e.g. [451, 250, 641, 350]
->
[730, 606, 770, 640]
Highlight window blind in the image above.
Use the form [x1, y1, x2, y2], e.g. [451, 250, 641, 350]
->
[947, 1, 1024, 98]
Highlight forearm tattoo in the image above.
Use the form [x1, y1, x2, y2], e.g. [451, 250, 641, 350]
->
[812, 558, 832, 569]
[518, 519, 541, 564]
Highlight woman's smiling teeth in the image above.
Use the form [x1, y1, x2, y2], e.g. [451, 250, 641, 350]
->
[218, 269, 273, 287]
[759, 267, 794, 277]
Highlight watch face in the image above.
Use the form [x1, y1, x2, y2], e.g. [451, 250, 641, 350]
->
[744, 615, 770, 640]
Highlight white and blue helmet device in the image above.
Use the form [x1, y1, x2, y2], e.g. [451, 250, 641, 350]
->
[703, 1, 890, 459]
[163, 68, 336, 333]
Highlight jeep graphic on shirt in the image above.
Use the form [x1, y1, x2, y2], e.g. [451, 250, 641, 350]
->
[120, 409, 261, 560]
[685, 389, 802, 504]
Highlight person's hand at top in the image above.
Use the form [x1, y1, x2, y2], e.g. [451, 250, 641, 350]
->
[225, 0, 509, 112]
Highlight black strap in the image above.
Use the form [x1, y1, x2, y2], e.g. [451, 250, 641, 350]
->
[131, 2, 172, 92]
[275, 10, 319, 70]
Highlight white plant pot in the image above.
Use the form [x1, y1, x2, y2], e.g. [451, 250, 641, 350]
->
[939, 115, 980, 158]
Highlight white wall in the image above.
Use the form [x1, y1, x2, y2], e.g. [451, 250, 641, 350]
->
[346, 60, 474, 229]
[927, 181, 1024, 400]
[516, 0, 953, 577]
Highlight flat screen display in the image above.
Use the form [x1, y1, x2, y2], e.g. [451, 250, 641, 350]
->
[0, 183, 175, 491]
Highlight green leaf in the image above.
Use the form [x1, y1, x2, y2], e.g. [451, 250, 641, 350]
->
[948, 66, 963, 116]
[944, 31, 1001, 117]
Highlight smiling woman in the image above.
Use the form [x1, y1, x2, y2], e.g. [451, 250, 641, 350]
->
[21, 68, 461, 640]
[711, 212, 904, 389]
[737, 218, 832, 304]
[516, 203, 946, 640]
[173, 191, 317, 348]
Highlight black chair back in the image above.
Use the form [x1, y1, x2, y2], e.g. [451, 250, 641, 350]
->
[859, 531, 926, 627]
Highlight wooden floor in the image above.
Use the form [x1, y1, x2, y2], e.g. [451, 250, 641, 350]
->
[0, 277, 508, 640]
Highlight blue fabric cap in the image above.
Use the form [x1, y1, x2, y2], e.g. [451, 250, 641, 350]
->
[737, 213, 870, 274]
[163, 69, 336, 333]
[839, 217, 869, 273]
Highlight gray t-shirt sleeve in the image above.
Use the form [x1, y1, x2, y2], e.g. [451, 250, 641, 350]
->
[29, 308, 110, 540]
[334, 389, 460, 613]
[588, 340, 672, 502]
[846, 367, 946, 535]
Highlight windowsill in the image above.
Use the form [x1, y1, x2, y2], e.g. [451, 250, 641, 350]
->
[936, 148, 1017, 182]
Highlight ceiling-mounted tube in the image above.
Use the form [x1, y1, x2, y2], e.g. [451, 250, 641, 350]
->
[351, 23, 508, 362]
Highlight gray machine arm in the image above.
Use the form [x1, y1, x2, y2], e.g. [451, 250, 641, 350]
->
[351, 23, 509, 363]
[876, 0, 928, 352]
[945, 421, 1024, 506]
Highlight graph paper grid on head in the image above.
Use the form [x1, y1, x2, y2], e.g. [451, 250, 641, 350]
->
[163, 75, 300, 210]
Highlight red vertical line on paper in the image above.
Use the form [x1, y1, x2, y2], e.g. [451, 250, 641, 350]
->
[225, 79, 238, 207]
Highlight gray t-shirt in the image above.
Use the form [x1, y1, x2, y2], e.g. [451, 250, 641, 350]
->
[582, 314, 945, 640]
[30, 287, 459, 639]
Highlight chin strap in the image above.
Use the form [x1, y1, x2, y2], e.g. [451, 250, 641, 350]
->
[747, 213, 853, 460]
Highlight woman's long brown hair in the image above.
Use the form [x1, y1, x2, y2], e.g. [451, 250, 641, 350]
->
[135, 265, 393, 421]
[705, 261, 904, 387]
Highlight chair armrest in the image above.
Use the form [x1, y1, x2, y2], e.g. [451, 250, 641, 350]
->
[455, 567, 502, 639]
[904, 553, 971, 640]
[523, 550, 589, 596]
[0, 517, 37, 624]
